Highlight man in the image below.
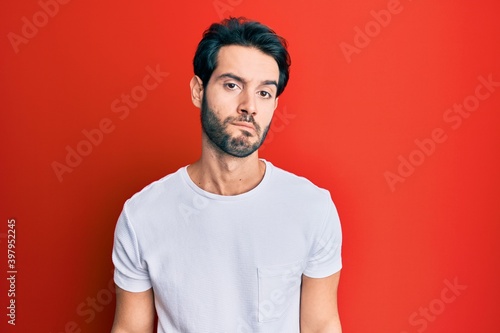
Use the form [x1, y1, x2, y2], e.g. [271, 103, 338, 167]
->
[111, 17, 342, 333]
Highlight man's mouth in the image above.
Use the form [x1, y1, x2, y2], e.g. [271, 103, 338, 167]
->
[232, 121, 256, 132]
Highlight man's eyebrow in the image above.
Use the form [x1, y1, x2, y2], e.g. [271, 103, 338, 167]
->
[217, 73, 246, 84]
[261, 80, 278, 89]
[217, 73, 278, 89]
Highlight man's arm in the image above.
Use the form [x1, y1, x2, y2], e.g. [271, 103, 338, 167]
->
[110, 285, 156, 333]
[300, 271, 342, 333]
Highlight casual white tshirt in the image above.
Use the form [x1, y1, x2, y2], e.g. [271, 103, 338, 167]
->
[112, 160, 342, 333]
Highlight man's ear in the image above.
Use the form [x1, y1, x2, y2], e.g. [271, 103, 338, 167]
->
[274, 97, 279, 111]
[190, 75, 204, 108]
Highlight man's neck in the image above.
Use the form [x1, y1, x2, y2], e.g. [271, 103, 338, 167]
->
[187, 140, 266, 196]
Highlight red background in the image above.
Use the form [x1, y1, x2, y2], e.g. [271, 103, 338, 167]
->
[1, 0, 499, 332]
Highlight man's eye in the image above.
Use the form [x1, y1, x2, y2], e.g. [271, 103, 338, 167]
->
[225, 83, 238, 90]
[259, 91, 272, 98]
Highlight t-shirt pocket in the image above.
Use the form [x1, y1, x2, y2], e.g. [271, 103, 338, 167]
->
[257, 260, 305, 323]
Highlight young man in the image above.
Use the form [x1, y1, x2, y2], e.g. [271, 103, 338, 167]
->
[111, 17, 342, 333]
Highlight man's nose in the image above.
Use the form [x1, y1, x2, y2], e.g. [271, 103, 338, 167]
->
[238, 90, 257, 115]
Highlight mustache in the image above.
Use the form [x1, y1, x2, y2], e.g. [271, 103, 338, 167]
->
[223, 114, 261, 133]
[224, 114, 257, 126]
[239, 114, 254, 123]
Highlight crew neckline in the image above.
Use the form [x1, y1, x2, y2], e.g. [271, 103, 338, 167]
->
[180, 159, 273, 201]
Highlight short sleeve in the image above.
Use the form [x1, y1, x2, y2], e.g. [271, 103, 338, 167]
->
[112, 207, 152, 292]
[303, 199, 342, 278]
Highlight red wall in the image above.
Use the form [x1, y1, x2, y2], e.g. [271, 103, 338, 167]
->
[1, 0, 499, 332]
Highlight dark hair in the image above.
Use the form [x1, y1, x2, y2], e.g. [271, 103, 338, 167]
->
[193, 17, 291, 97]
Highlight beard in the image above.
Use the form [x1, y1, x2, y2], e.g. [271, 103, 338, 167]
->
[201, 95, 270, 158]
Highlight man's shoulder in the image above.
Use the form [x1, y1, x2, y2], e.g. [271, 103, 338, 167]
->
[124, 165, 186, 209]
[267, 161, 331, 200]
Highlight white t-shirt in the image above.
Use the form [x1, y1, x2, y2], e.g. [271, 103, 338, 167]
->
[112, 160, 342, 333]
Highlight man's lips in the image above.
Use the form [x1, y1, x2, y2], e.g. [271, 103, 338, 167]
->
[232, 121, 256, 132]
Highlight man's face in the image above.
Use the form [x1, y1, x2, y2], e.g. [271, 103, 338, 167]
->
[200, 45, 280, 158]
